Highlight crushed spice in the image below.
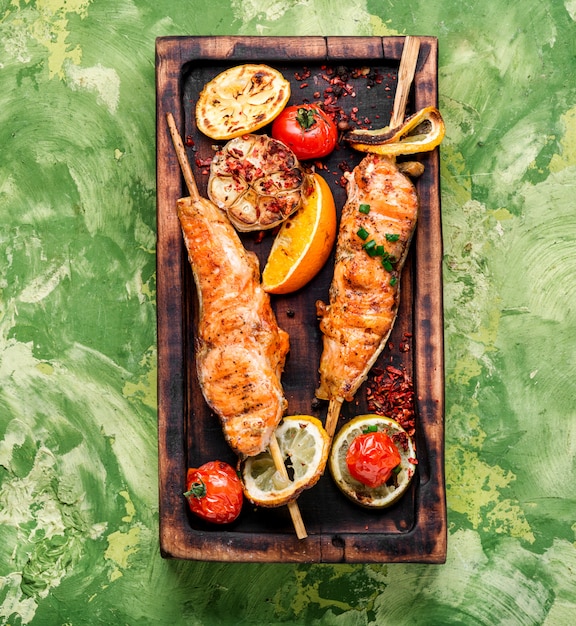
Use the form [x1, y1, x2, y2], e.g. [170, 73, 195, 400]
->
[366, 358, 416, 438]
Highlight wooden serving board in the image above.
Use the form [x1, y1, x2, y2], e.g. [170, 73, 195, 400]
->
[156, 36, 446, 563]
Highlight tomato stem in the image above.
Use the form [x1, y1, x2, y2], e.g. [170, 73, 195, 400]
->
[184, 480, 207, 499]
[296, 107, 318, 130]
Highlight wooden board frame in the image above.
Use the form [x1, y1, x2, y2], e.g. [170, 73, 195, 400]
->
[156, 36, 446, 563]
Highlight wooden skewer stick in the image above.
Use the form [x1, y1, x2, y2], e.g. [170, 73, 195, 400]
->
[165, 112, 308, 540]
[325, 398, 343, 441]
[389, 36, 420, 130]
[166, 113, 199, 199]
[324, 38, 420, 445]
[268, 437, 307, 539]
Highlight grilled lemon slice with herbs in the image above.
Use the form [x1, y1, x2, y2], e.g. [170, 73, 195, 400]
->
[329, 414, 417, 509]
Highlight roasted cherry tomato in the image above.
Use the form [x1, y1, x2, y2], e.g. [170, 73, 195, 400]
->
[271, 104, 338, 160]
[345, 431, 401, 488]
[184, 461, 243, 524]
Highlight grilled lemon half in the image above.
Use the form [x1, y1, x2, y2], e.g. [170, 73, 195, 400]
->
[240, 415, 329, 508]
[196, 64, 291, 141]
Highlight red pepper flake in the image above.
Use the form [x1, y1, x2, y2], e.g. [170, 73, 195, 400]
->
[195, 156, 213, 168]
[185, 135, 195, 147]
[366, 365, 415, 436]
[294, 67, 311, 81]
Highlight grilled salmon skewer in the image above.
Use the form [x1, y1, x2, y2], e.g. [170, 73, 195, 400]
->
[166, 114, 289, 457]
[317, 37, 421, 437]
[316, 153, 419, 435]
[177, 195, 290, 457]
[166, 113, 307, 538]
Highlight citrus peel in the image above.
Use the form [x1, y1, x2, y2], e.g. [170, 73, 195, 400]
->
[346, 106, 445, 156]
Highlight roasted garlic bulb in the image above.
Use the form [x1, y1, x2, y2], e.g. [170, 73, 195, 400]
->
[208, 134, 311, 232]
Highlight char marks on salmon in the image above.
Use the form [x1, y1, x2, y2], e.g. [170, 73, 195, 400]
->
[177, 195, 290, 457]
[316, 154, 419, 403]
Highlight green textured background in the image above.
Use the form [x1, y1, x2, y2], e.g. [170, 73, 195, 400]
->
[1, 1, 576, 624]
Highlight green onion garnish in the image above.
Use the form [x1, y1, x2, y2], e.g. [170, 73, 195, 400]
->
[386, 233, 400, 242]
[357, 227, 369, 240]
[390, 276, 397, 286]
[382, 259, 393, 271]
[363, 240, 380, 256]
[359, 203, 371, 214]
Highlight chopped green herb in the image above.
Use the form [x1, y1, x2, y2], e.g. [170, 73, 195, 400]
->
[363, 425, 378, 433]
[386, 233, 400, 242]
[359, 203, 371, 214]
[382, 259, 393, 271]
[363, 240, 380, 256]
[357, 227, 369, 240]
[390, 276, 397, 286]
[375, 244, 385, 257]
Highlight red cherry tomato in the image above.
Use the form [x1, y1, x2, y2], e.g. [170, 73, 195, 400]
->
[271, 104, 338, 160]
[345, 431, 401, 488]
[184, 461, 243, 524]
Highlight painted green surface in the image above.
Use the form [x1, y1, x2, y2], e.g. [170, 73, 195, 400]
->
[1, 0, 576, 624]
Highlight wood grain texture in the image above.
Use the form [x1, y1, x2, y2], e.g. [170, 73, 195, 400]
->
[156, 35, 445, 563]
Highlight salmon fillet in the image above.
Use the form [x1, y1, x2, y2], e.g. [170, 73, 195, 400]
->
[177, 195, 290, 457]
[315, 154, 418, 403]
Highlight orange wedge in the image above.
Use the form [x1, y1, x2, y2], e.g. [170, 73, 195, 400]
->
[262, 173, 337, 294]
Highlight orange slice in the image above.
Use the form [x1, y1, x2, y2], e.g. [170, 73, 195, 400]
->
[261, 173, 337, 294]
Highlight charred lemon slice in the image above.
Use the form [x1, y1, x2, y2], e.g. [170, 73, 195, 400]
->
[240, 415, 330, 508]
[196, 64, 291, 141]
[346, 106, 445, 156]
[208, 134, 311, 232]
[329, 414, 417, 509]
